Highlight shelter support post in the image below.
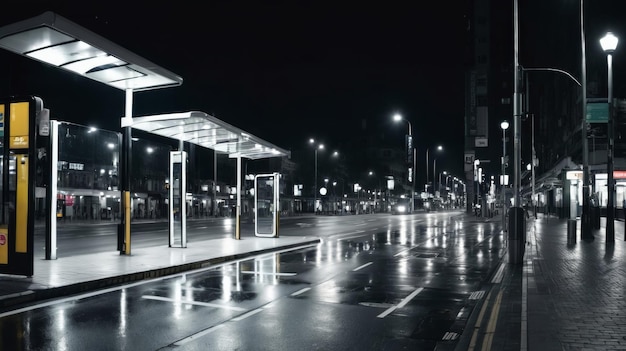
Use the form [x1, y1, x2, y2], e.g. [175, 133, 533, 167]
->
[236, 156, 242, 240]
[121, 89, 133, 255]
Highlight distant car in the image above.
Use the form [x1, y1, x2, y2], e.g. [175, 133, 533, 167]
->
[391, 201, 410, 215]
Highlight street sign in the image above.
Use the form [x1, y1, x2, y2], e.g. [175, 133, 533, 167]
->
[586, 102, 608, 123]
[475, 137, 488, 147]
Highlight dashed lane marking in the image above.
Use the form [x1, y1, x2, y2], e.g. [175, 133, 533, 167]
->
[241, 271, 297, 276]
[359, 302, 394, 308]
[174, 324, 225, 345]
[290, 287, 311, 297]
[352, 262, 373, 271]
[232, 308, 264, 321]
[142, 295, 246, 311]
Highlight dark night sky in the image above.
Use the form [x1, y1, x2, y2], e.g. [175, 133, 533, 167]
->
[0, 1, 469, 178]
[2, 1, 626, 182]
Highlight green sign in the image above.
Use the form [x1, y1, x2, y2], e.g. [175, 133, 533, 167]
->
[586, 102, 608, 123]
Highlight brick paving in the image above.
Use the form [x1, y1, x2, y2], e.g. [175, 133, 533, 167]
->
[515, 216, 626, 350]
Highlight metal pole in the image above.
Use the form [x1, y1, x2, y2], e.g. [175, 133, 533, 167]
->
[121, 88, 133, 255]
[433, 158, 437, 197]
[408, 120, 415, 213]
[581, 0, 593, 240]
[532, 113, 536, 218]
[314, 149, 317, 214]
[213, 149, 217, 217]
[502, 127, 507, 231]
[513, 0, 522, 208]
[607, 52, 615, 241]
[426, 148, 429, 193]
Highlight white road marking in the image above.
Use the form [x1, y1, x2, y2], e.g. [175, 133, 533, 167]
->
[232, 308, 264, 321]
[359, 302, 394, 308]
[338, 234, 368, 241]
[291, 287, 311, 296]
[377, 287, 424, 318]
[490, 262, 506, 284]
[241, 271, 297, 276]
[141, 295, 246, 311]
[469, 291, 486, 300]
[352, 262, 373, 271]
[332, 230, 366, 240]
[174, 324, 225, 345]
[0, 281, 149, 318]
[0, 244, 319, 318]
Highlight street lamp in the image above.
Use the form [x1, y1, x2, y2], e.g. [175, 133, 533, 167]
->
[600, 31, 618, 242]
[309, 138, 324, 214]
[426, 145, 443, 194]
[439, 171, 447, 196]
[501, 120, 510, 231]
[393, 113, 415, 213]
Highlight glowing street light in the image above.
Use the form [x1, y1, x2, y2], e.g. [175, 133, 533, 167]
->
[600, 31, 618, 241]
[501, 120, 510, 231]
[393, 113, 415, 212]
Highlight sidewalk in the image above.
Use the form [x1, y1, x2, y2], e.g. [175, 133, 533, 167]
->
[0, 234, 321, 312]
[489, 214, 626, 350]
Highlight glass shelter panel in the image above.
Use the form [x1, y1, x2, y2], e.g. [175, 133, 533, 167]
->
[169, 151, 186, 247]
[255, 173, 278, 237]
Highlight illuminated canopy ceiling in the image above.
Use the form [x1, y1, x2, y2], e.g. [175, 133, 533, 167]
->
[131, 111, 290, 160]
[0, 11, 183, 92]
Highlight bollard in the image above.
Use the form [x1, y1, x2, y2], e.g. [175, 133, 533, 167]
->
[508, 207, 526, 264]
[567, 219, 577, 244]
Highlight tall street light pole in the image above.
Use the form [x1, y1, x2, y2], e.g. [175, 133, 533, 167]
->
[434, 158, 439, 196]
[393, 113, 415, 213]
[439, 171, 448, 197]
[600, 31, 619, 242]
[501, 120, 510, 232]
[426, 145, 443, 195]
[309, 139, 324, 214]
[580, 0, 593, 240]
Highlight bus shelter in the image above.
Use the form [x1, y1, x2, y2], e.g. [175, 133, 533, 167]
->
[0, 10, 184, 268]
[130, 111, 290, 243]
[0, 12, 289, 276]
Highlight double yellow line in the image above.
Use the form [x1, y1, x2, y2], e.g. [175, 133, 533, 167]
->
[468, 288, 504, 351]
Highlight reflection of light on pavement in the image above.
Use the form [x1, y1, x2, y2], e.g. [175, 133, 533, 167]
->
[119, 289, 127, 337]
[222, 218, 233, 229]
[222, 269, 232, 301]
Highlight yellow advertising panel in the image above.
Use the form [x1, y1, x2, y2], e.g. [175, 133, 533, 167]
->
[0, 226, 7, 264]
[16, 156, 28, 253]
[10, 102, 29, 149]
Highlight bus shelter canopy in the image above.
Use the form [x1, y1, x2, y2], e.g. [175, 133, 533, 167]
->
[0, 11, 182, 92]
[130, 111, 290, 160]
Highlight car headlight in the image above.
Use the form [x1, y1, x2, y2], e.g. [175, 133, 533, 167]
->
[397, 205, 406, 212]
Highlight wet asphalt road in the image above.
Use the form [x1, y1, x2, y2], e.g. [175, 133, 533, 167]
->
[4, 211, 505, 350]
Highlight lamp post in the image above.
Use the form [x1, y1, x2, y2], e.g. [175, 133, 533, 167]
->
[426, 145, 443, 195]
[393, 113, 415, 213]
[309, 139, 324, 214]
[439, 171, 447, 196]
[474, 159, 481, 214]
[501, 120, 510, 231]
[600, 31, 618, 242]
